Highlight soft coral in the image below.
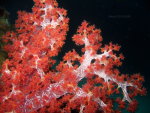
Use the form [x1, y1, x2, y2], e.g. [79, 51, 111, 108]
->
[0, 0, 146, 113]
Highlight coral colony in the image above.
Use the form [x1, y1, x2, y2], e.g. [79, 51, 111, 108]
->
[0, 0, 146, 113]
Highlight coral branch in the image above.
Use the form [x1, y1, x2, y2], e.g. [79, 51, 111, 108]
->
[0, 0, 146, 113]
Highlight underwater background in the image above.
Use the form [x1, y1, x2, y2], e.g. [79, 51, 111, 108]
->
[0, 0, 150, 113]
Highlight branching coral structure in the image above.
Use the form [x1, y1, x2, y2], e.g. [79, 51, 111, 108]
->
[0, 0, 146, 113]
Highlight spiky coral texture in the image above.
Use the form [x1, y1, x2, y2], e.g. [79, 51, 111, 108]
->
[0, 0, 146, 113]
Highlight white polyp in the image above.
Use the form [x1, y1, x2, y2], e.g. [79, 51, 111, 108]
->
[79, 104, 85, 113]
[40, 4, 64, 29]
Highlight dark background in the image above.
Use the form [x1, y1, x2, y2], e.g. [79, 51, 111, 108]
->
[0, 0, 150, 112]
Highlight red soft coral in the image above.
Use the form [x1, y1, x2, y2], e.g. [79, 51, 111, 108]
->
[0, 0, 146, 113]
